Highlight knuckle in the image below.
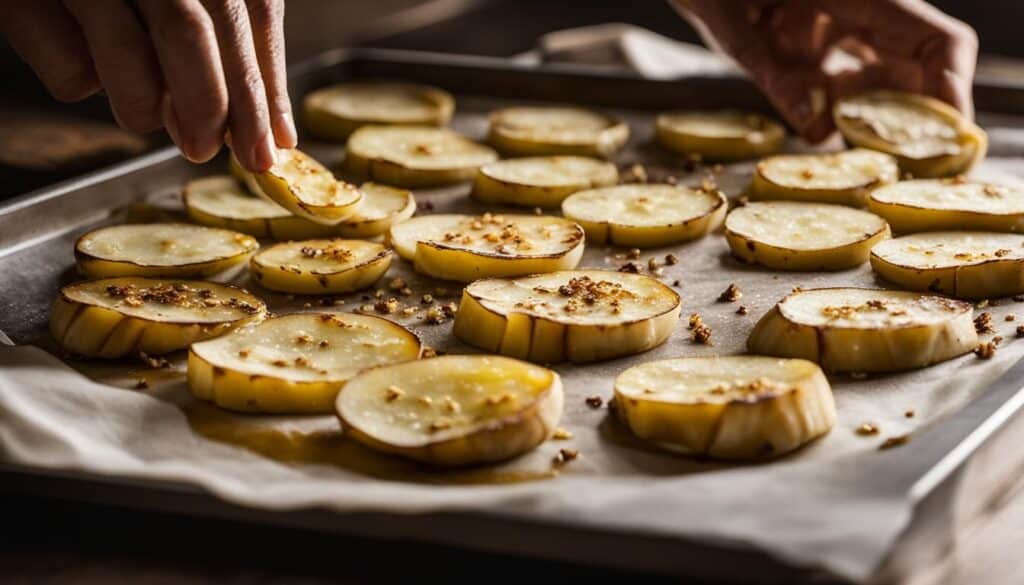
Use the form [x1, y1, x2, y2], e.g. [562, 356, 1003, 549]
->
[113, 93, 163, 131]
[153, 1, 209, 44]
[246, 0, 282, 25]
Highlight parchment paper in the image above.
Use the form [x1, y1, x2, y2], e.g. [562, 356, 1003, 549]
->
[3, 95, 1024, 583]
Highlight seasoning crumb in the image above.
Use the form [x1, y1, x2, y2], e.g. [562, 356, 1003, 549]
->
[374, 297, 400, 314]
[138, 352, 170, 369]
[856, 422, 880, 436]
[975, 341, 997, 359]
[618, 262, 641, 274]
[553, 448, 579, 466]
[626, 248, 641, 260]
[1017, 325, 1024, 338]
[585, 395, 604, 409]
[384, 385, 404, 402]
[974, 312, 994, 334]
[664, 253, 679, 266]
[553, 427, 574, 440]
[736, 305, 748, 316]
[672, 279, 681, 287]
[905, 410, 915, 419]
[976, 299, 990, 309]
[692, 324, 713, 345]
[1006, 314, 1017, 322]
[133, 379, 149, 390]
[879, 434, 911, 450]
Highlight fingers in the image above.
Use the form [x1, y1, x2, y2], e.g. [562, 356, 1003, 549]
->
[246, 0, 296, 149]
[0, 2, 99, 102]
[919, 26, 978, 119]
[201, 0, 276, 171]
[136, 0, 228, 163]
[63, 0, 164, 133]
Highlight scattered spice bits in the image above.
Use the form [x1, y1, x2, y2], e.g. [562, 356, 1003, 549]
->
[374, 297, 399, 314]
[672, 279, 681, 288]
[553, 448, 579, 466]
[420, 294, 434, 305]
[1006, 314, 1017, 322]
[718, 283, 742, 302]
[428, 419, 453, 433]
[421, 347, 441, 358]
[1017, 325, 1024, 338]
[975, 341, 997, 359]
[133, 379, 149, 390]
[691, 324, 713, 345]
[664, 253, 679, 266]
[585, 395, 604, 409]
[618, 262, 641, 274]
[552, 428, 574, 440]
[388, 278, 406, 291]
[138, 352, 170, 369]
[976, 299, 990, 309]
[300, 244, 353, 261]
[973, 312, 994, 334]
[856, 422, 880, 436]
[647, 258, 661, 272]
[626, 248, 641, 260]
[688, 313, 703, 330]
[237, 349, 251, 358]
[905, 410, 916, 419]
[879, 434, 911, 450]
[735, 305, 748, 316]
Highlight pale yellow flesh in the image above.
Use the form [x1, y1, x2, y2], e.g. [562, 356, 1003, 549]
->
[725, 201, 890, 270]
[336, 355, 563, 466]
[186, 176, 415, 240]
[655, 110, 785, 161]
[871, 231, 1024, 299]
[472, 156, 618, 208]
[614, 356, 836, 460]
[868, 179, 1024, 234]
[343, 126, 498, 188]
[747, 288, 977, 373]
[188, 312, 421, 414]
[302, 82, 454, 141]
[51, 277, 266, 358]
[561, 184, 726, 248]
[750, 148, 899, 207]
[250, 239, 391, 294]
[488, 106, 629, 158]
[387, 214, 585, 282]
[454, 270, 680, 363]
[75, 223, 257, 279]
[833, 90, 986, 178]
[244, 149, 363, 225]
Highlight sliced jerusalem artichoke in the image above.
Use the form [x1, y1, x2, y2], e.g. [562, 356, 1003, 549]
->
[75, 223, 258, 279]
[871, 232, 1024, 299]
[250, 239, 391, 294]
[487, 106, 629, 158]
[302, 81, 454, 141]
[232, 148, 363, 225]
[747, 287, 977, 373]
[343, 126, 498, 188]
[749, 148, 899, 207]
[51, 277, 265, 358]
[868, 179, 1024, 234]
[336, 355, 563, 466]
[725, 201, 890, 270]
[185, 176, 415, 240]
[472, 156, 618, 208]
[614, 356, 836, 460]
[454, 270, 680, 363]
[188, 312, 422, 414]
[655, 110, 785, 161]
[833, 90, 987, 178]
[561, 184, 726, 248]
[387, 213, 584, 282]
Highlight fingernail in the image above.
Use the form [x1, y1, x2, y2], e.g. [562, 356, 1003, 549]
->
[251, 132, 277, 171]
[275, 112, 298, 149]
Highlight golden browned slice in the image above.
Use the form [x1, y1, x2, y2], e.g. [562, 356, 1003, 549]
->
[336, 355, 562, 466]
[343, 126, 498, 188]
[833, 90, 987, 178]
[302, 82, 454, 141]
[472, 156, 618, 208]
[868, 178, 1024, 234]
[454, 270, 680, 363]
[186, 176, 415, 240]
[871, 232, 1024, 299]
[387, 213, 584, 282]
[655, 110, 785, 161]
[189, 312, 422, 414]
[749, 148, 899, 207]
[725, 201, 890, 270]
[614, 356, 836, 460]
[561, 184, 726, 248]
[747, 288, 977, 373]
[487, 106, 629, 158]
[250, 239, 391, 294]
[51, 277, 265, 358]
[75, 223, 257, 279]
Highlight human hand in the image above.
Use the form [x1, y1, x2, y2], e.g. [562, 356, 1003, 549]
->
[671, 0, 978, 143]
[0, 0, 296, 171]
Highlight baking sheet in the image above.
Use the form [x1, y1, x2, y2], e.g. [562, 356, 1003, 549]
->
[4, 83, 1024, 582]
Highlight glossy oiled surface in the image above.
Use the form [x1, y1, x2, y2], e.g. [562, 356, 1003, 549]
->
[779, 288, 971, 328]
[77, 223, 256, 265]
[389, 214, 581, 258]
[562, 184, 721, 227]
[726, 201, 887, 250]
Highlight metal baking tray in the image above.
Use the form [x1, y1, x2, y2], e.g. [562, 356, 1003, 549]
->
[4, 48, 1024, 583]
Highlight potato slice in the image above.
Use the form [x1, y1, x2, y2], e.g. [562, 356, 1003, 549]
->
[871, 232, 1024, 299]
[250, 239, 391, 294]
[343, 126, 498, 188]
[302, 82, 454, 141]
[387, 213, 584, 282]
[189, 312, 422, 414]
[488, 106, 629, 158]
[232, 148, 363, 225]
[749, 148, 899, 207]
[868, 179, 1024, 234]
[833, 90, 987, 178]
[454, 270, 680, 363]
[185, 176, 415, 240]
[51, 277, 265, 358]
[472, 156, 618, 208]
[336, 355, 562, 466]
[655, 110, 785, 161]
[747, 288, 976, 373]
[725, 201, 890, 270]
[614, 356, 836, 460]
[561, 184, 726, 248]
[76, 223, 257, 279]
